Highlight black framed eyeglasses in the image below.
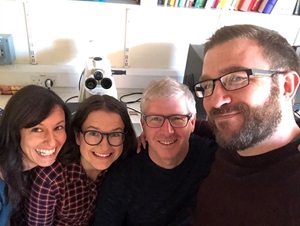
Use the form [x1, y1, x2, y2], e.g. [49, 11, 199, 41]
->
[142, 114, 193, 128]
[194, 69, 284, 99]
[80, 130, 126, 146]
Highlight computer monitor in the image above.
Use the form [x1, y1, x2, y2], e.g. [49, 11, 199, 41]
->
[183, 44, 206, 119]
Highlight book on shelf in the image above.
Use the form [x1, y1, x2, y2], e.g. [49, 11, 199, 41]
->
[258, 0, 278, 13]
[194, 0, 207, 7]
[229, 0, 241, 10]
[211, 0, 219, 8]
[263, 0, 278, 13]
[205, 0, 217, 8]
[216, 0, 228, 9]
[251, 0, 263, 11]
[185, 0, 195, 7]
[157, 0, 164, 5]
[237, 0, 256, 11]
[222, 0, 235, 9]
[177, 0, 186, 7]
[164, 0, 168, 6]
[257, 0, 268, 11]
[168, 0, 177, 6]
[271, 0, 298, 15]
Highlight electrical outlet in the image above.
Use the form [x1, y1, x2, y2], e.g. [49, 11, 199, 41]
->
[0, 34, 16, 65]
[31, 75, 56, 87]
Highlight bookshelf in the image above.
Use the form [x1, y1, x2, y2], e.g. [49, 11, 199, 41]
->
[157, 0, 300, 16]
[74, 0, 300, 16]
[85, 0, 300, 16]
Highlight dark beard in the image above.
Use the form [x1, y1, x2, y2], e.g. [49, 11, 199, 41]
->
[208, 85, 281, 151]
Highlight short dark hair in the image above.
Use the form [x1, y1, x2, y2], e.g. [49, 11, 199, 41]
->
[204, 24, 300, 74]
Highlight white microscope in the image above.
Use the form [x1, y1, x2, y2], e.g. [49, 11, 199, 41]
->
[78, 56, 118, 102]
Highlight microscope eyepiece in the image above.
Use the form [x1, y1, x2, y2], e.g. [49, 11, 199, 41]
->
[101, 78, 112, 89]
[85, 77, 97, 90]
[94, 70, 104, 80]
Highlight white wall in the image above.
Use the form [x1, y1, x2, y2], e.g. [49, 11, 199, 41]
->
[1, 0, 127, 66]
[0, 0, 300, 89]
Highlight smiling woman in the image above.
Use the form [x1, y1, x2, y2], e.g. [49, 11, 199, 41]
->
[19, 104, 67, 170]
[0, 85, 73, 225]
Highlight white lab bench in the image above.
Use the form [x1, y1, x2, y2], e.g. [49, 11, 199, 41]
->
[0, 87, 143, 136]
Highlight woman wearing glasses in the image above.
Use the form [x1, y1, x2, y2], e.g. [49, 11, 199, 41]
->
[93, 77, 217, 226]
[15, 95, 137, 225]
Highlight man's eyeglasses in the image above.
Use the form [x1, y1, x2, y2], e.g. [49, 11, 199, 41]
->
[80, 130, 126, 146]
[142, 114, 193, 128]
[194, 69, 284, 99]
